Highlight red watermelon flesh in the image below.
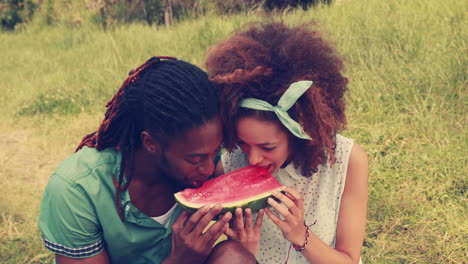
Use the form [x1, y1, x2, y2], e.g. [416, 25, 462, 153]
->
[174, 165, 283, 214]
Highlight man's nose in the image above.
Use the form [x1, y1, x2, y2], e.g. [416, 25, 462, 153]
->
[198, 159, 215, 176]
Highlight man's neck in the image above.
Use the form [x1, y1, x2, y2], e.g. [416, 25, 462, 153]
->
[125, 148, 178, 217]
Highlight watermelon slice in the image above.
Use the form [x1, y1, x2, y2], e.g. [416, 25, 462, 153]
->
[174, 165, 283, 216]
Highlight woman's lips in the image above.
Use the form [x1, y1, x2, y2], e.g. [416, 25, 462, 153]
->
[264, 164, 274, 173]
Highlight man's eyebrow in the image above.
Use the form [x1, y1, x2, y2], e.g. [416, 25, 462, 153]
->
[185, 153, 207, 157]
[185, 140, 222, 157]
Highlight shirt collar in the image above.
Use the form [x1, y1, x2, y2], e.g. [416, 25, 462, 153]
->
[283, 162, 304, 180]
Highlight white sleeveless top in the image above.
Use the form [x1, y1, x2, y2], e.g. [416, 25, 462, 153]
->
[222, 134, 359, 264]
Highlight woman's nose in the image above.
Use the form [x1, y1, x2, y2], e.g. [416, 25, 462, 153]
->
[248, 148, 263, 165]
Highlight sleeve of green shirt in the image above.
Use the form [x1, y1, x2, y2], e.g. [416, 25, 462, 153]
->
[38, 172, 105, 258]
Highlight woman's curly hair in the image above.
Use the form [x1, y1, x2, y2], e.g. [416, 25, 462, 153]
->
[205, 21, 348, 177]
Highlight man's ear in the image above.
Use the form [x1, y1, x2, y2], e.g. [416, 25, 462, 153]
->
[140, 131, 161, 154]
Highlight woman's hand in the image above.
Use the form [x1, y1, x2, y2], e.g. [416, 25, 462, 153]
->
[165, 204, 232, 264]
[264, 186, 307, 246]
[225, 208, 264, 255]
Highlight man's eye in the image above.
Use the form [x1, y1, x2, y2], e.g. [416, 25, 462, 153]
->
[186, 157, 203, 165]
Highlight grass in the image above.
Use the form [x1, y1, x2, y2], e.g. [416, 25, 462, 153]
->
[0, 0, 466, 263]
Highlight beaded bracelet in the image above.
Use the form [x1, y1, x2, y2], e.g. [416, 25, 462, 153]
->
[285, 220, 317, 264]
[292, 223, 310, 252]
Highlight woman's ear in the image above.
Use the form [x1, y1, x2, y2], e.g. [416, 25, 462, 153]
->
[140, 131, 161, 154]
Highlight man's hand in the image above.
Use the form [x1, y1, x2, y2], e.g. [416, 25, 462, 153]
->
[164, 204, 232, 264]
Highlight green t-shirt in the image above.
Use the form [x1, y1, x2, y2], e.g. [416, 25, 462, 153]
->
[38, 146, 183, 263]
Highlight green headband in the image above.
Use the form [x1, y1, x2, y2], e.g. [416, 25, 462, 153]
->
[239, 80, 313, 140]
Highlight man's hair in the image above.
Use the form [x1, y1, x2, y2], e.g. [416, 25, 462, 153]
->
[76, 57, 219, 219]
[205, 22, 348, 177]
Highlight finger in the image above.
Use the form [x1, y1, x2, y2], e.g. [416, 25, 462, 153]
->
[264, 207, 285, 230]
[234, 208, 244, 230]
[267, 197, 291, 220]
[284, 186, 305, 213]
[184, 204, 214, 233]
[244, 208, 253, 232]
[224, 225, 238, 239]
[272, 190, 295, 209]
[254, 209, 264, 231]
[206, 222, 230, 248]
[272, 190, 302, 218]
[283, 186, 304, 208]
[191, 204, 223, 235]
[172, 210, 189, 232]
[202, 212, 232, 245]
[222, 222, 229, 234]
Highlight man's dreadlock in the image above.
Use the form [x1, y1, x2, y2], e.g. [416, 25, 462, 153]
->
[76, 56, 219, 220]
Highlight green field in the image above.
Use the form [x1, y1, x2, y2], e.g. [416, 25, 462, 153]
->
[0, 0, 466, 263]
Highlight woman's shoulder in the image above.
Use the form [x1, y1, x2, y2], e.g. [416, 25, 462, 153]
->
[335, 134, 367, 164]
[332, 134, 355, 165]
[221, 147, 249, 173]
[336, 133, 354, 147]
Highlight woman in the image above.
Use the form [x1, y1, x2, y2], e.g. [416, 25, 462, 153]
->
[206, 22, 369, 264]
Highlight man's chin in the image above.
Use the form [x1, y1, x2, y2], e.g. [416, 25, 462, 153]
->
[163, 173, 187, 192]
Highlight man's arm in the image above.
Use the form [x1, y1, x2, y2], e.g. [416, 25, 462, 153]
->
[56, 250, 110, 264]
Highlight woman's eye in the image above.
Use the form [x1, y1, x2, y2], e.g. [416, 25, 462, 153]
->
[262, 146, 276, 151]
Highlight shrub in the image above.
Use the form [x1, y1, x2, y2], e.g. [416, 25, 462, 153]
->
[0, 0, 37, 30]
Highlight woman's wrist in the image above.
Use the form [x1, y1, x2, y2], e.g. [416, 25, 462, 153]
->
[285, 221, 317, 263]
[291, 223, 309, 252]
[290, 220, 317, 252]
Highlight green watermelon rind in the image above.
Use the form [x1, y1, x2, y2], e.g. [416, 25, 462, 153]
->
[174, 187, 284, 216]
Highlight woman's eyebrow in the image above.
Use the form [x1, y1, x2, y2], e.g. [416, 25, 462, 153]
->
[258, 142, 276, 146]
[237, 139, 277, 146]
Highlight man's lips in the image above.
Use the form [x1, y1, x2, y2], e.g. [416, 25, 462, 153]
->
[190, 176, 209, 188]
[190, 180, 204, 188]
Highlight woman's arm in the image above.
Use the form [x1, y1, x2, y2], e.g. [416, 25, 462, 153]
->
[266, 143, 369, 264]
[301, 143, 369, 263]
